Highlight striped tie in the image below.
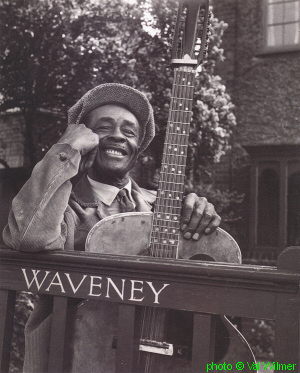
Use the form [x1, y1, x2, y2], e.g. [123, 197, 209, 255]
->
[117, 189, 135, 212]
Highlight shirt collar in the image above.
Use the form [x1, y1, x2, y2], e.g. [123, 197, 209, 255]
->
[87, 176, 133, 206]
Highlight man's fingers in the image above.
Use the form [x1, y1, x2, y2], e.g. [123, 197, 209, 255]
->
[181, 194, 221, 241]
[85, 147, 98, 170]
[181, 194, 203, 230]
[79, 147, 98, 173]
[185, 203, 206, 238]
[69, 199, 96, 220]
[203, 212, 221, 235]
[191, 203, 219, 240]
[69, 199, 86, 216]
[79, 154, 88, 173]
[184, 203, 207, 239]
[58, 123, 99, 155]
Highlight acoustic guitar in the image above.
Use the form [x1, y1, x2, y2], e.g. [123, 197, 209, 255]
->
[69, 1, 256, 372]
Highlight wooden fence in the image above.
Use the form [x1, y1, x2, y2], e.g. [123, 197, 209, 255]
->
[0, 245, 299, 372]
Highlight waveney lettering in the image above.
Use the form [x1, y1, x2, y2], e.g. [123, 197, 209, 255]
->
[21, 268, 170, 305]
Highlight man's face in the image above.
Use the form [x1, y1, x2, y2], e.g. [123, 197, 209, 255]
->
[86, 104, 140, 179]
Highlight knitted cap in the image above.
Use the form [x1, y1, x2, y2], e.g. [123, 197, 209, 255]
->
[68, 83, 155, 153]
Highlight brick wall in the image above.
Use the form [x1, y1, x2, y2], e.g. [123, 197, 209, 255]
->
[213, 0, 300, 147]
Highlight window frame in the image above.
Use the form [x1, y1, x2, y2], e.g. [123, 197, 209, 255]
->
[262, 0, 300, 54]
[245, 145, 300, 255]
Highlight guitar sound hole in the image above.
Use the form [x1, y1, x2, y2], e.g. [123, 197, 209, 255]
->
[190, 254, 215, 261]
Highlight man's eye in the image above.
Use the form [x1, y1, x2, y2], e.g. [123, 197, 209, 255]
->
[123, 129, 137, 137]
[96, 126, 110, 131]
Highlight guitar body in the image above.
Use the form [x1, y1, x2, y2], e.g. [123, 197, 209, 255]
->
[85, 212, 241, 264]
[66, 213, 255, 373]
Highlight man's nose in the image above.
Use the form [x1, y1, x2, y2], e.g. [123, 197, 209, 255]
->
[107, 127, 126, 142]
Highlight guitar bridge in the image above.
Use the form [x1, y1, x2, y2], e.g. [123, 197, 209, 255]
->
[139, 339, 174, 356]
[139, 339, 189, 358]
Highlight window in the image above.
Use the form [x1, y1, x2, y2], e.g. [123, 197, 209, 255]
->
[287, 172, 300, 246]
[246, 145, 300, 257]
[264, 0, 300, 52]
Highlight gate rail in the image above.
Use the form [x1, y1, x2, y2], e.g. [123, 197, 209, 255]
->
[0, 245, 299, 372]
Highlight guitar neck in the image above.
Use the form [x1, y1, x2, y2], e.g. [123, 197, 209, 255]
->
[150, 66, 196, 259]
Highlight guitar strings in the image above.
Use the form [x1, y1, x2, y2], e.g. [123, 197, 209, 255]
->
[151, 67, 195, 259]
[140, 70, 183, 370]
[151, 68, 182, 258]
[154, 70, 178, 258]
[139, 307, 167, 372]
[139, 67, 196, 373]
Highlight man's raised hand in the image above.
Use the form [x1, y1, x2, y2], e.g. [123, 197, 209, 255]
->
[57, 123, 99, 172]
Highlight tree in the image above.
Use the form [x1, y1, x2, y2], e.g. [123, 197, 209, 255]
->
[0, 0, 236, 173]
[1, 0, 242, 226]
[136, 0, 237, 180]
[127, 0, 240, 226]
[1, 0, 68, 164]
[0, 0, 144, 164]
[1, 0, 243, 232]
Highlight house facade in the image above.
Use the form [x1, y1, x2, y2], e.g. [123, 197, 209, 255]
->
[212, 0, 300, 264]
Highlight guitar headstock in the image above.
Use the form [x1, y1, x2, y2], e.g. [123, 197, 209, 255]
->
[170, 0, 210, 67]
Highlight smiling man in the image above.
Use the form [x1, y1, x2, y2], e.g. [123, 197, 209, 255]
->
[3, 83, 221, 372]
[4, 83, 221, 252]
[83, 105, 140, 182]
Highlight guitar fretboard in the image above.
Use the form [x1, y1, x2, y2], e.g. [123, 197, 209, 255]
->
[150, 66, 196, 259]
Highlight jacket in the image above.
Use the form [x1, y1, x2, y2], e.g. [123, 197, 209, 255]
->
[3, 143, 156, 372]
[3, 143, 156, 252]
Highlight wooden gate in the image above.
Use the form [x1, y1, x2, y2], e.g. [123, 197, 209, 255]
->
[0, 245, 299, 372]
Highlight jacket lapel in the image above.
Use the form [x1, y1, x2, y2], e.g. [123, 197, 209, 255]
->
[130, 179, 156, 212]
[71, 175, 156, 214]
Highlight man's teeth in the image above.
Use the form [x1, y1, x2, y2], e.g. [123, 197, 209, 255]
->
[106, 149, 123, 156]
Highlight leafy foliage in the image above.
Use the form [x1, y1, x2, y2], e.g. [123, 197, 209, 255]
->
[0, 0, 146, 163]
[0, 0, 236, 173]
[9, 292, 37, 373]
[1, 0, 77, 164]
[246, 319, 275, 361]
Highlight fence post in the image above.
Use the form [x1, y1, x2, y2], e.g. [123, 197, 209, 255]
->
[275, 247, 300, 367]
[192, 313, 215, 372]
[48, 296, 68, 373]
[0, 290, 16, 373]
[115, 304, 136, 373]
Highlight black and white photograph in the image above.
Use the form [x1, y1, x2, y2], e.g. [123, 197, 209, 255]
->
[0, 0, 299, 372]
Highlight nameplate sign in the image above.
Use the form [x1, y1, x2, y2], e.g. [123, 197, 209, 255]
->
[0, 251, 285, 317]
[21, 268, 170, 306]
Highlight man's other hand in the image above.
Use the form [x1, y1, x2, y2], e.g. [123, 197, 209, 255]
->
[58, 123, 99, 172]
[181, 193, 221, 241]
